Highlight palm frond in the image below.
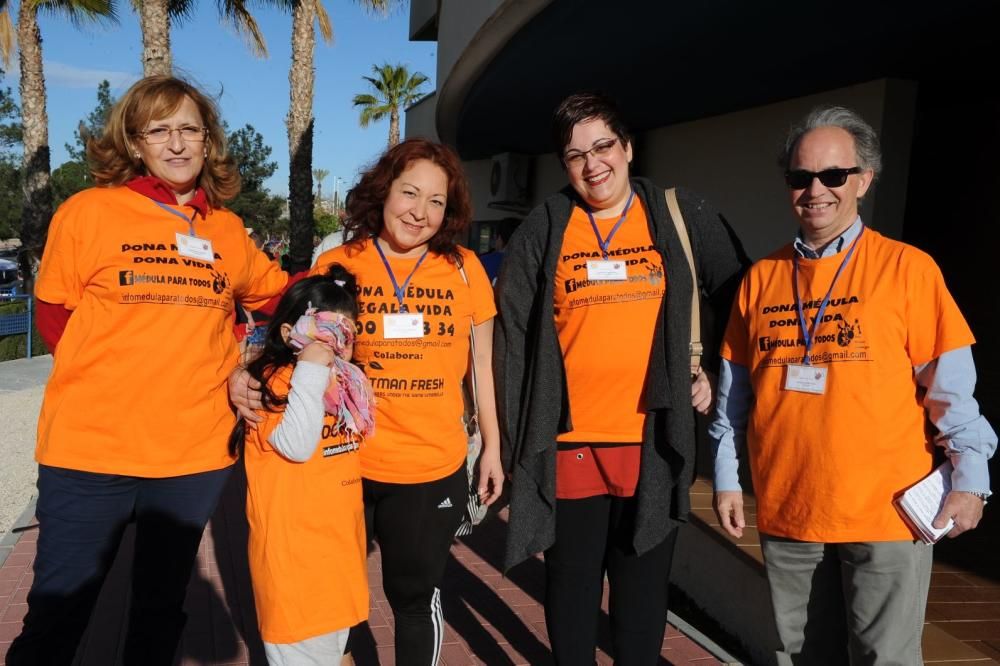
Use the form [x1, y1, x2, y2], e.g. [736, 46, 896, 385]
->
[37, 0, 118, 28]
[352, 0, 399, 18]
[0, 5, 14, 69]
[314, 0, 332, 43]
[218, 0, 268, 58]
[166, 0, 197, 22]
[357, 104, 389, 128]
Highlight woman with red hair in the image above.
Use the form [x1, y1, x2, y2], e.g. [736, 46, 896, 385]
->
[312, 138, 503, 665]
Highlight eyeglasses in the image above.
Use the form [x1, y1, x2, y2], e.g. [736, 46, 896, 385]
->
[563, 138, 619, 167]
[784, 167, 863, 189]
[136, 126, 209, 145]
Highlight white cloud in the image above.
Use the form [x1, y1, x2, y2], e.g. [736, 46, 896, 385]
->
[42, 61, 138, 89]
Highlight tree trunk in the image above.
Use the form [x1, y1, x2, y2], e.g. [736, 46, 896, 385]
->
[389, 108, 399, 147]
[17, 1, 51, 293]
[140, 0, 172, 76]
[286, 0, 315, 272]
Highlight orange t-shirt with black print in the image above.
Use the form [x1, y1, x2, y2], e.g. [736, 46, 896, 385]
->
[721, 229, 974, 542]
[552, 198, 666, 499]
[34, 187, 287, 477]
[244, 365, 368, 644]
[312, 241, 496, 484]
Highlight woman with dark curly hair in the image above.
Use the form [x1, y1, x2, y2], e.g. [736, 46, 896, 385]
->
[311, 138, 503, 665]
[8, 76, 287, 666]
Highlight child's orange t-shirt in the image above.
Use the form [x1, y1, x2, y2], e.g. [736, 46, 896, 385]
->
[312, 241, 496, 483]
[552, 199, 666, 498]
[34, 187, 287, 477]
[244, 365, 368, 644]
[721, 230, 974, 542]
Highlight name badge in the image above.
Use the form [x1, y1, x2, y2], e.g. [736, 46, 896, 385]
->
[176, 233, 215, 261]
[586, 260, 627, 281]
[383, 313, 424, 339]
[784, 364, 828, 395]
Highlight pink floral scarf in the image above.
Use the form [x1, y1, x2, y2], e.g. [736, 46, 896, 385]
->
[288, 309, 376, 440]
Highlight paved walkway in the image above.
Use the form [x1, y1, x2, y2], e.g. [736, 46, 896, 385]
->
[0, 355, 50, 536]
[0, 468, 723, 665]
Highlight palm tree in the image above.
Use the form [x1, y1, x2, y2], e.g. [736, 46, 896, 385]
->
[0, 0, 114, 289]
[137, 0, 270, 76]
[353, 62, 428, 147]
[286, 0, 395, 272]
[313, 167, 328, 203]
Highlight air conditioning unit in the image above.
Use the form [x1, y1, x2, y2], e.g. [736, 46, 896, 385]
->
[488, 152, 531, 213]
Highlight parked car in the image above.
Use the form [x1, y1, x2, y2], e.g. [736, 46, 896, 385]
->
[0, 257, 23, 301]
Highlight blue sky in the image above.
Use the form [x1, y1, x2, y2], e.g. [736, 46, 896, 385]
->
[0, 1, 436, 197]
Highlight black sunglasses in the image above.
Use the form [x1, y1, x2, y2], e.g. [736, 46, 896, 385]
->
[784, 167, 863, 189]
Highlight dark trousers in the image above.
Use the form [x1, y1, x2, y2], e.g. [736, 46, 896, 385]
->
[362, 464, 465, 666]
[6, 464, 231, 666]
[544, 494, 679, 666]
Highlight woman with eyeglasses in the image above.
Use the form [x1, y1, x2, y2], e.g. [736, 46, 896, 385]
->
[494, 91, 749, 665]
[8, 76, 287, 666]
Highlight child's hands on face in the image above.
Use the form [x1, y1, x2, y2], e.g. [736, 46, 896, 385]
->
[298, 341, 336, 367]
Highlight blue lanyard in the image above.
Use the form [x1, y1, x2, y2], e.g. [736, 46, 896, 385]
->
[373, 239, 429, 313]
[793, 226, 864, 365]
[154, 200, 197, 237]
[585, 190, 635, 260]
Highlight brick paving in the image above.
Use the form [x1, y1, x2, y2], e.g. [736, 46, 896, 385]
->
[0, 467, 722, 665]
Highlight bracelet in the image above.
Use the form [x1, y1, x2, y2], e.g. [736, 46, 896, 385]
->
[967, 491, 990, 505]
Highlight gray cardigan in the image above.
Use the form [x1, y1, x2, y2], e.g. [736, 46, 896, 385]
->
[494, 177, 749, 570]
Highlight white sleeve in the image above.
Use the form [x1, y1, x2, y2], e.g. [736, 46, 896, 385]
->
[267, 361, 331, 462]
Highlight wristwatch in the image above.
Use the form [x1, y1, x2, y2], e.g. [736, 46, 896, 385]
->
[967, 491, 990, 505]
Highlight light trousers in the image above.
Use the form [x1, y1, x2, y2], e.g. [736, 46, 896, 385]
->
[761, 535, 933, 666]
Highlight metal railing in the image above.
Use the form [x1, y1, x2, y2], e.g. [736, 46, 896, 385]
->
[0, 295, 34, 359]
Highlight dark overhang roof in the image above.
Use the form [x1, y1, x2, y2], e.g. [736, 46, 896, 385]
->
[454, 0, 1000, 159]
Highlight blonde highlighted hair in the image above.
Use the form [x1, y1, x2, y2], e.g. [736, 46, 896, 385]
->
[88, 76, 240, 207]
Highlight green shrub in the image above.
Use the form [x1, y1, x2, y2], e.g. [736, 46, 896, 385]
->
[0, 299, 45, 361]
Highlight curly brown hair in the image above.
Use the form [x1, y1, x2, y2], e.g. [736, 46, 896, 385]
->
[343, 138, 472, 264]
[87, 76, 240, 207]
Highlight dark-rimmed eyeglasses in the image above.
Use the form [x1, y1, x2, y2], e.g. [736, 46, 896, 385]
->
[563, 138, 619, 167]
[785, 167, 863, 189]
[136, 126, 209, 145]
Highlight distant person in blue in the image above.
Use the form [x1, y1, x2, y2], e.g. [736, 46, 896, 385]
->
[479, 217, 519, 284]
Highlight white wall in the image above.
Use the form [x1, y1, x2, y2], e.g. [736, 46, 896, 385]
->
[636, 79, 916, 259]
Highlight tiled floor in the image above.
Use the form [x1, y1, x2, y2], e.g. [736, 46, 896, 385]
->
[0, 468, 722, 665]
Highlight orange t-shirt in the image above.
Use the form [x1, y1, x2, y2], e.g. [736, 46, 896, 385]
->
[34, 187, 287, 477]
[552, 199, 666, 498]
[721, 230, 975, 542]
[244, 365, 367, 644]
[312, 241, 496, 483]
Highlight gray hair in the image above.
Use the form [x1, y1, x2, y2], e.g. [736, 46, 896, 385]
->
[779, 106, 882, 178]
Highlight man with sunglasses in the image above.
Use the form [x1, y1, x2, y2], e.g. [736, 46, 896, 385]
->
[709, 106, 995, 665]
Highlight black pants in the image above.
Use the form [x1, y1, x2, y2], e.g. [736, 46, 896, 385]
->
[362, 464, 465, 666]
[544, 494, 679, 666]
[6, 464, 231, 666]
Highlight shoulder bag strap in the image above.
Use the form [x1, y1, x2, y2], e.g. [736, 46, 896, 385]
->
[665, 187, 703, 377]
[458, 265, 480, 424]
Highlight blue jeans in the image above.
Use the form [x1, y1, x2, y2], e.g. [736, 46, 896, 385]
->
[6, 464, 232, 666]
